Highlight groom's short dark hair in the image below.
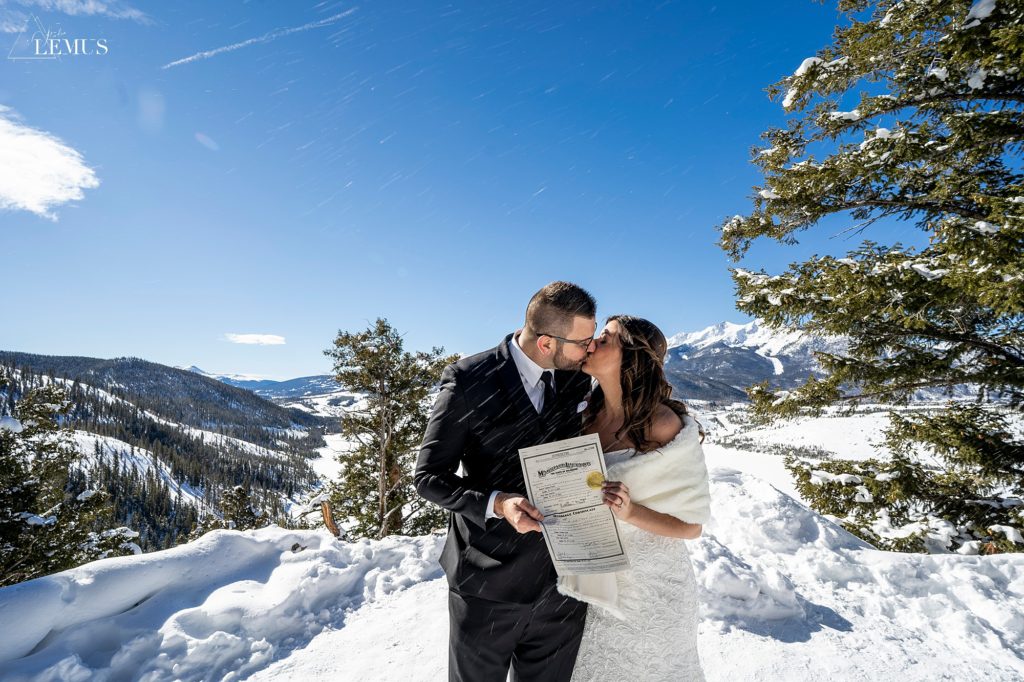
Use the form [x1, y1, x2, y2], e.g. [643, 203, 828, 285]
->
[525, 281, 596, 336]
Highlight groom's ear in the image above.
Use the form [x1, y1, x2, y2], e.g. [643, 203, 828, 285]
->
[535, 334, 555, 357]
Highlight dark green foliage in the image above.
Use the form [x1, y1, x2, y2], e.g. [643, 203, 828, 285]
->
[220, 485, 264, 531]
[187, 484, 268, 539]
[721, 1, 1024, 552]
[1, 373, 138, 586]
[324, 319, 456, 539]
[787, 453, 936, 552]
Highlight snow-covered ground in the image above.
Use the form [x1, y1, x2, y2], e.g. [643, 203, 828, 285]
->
[0, 529, 446, 681]
[696, 404, 1024, 502]
[695, 407, 897, 503]
[308, 432, 349, 484]
[715, 410, 893, 460]
[2, 465, 1022, 681]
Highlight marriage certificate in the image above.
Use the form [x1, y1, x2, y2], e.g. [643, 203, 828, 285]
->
[519, 433, 630, 575]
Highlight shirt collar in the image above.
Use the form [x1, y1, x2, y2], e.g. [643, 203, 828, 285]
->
[510, 330, 551, 389]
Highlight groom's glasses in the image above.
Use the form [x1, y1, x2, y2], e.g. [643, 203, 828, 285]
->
[534, 330, 595, 350]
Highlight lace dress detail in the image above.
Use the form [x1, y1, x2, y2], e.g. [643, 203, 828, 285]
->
[570, 448, 705, 682]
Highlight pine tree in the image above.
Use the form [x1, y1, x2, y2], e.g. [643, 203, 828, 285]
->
[324, 318, 455, 539]
[718, 0, 1024, 553]
[219, 484, 263, 530]
[0, 373, 139, 586]
[186, 513, 224, 542]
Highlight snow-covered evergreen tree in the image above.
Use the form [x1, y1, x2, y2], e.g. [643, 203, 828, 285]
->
[220, 484, 263, 531]
[719, 0, 1024, 553]
[0, 373, 139, 586]
[324, 318, 454, 539]
[186, 484, 270, 539]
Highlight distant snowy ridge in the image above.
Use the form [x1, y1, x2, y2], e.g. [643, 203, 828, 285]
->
[33, 371, 298, 462]
[8, 369, 303, 463]
[667, 319, 828, 358]
[662, 319, 982, 403]
[176, 365, 280, 383]
[177, 366, 358, 418]
[661, 319, 845, 402]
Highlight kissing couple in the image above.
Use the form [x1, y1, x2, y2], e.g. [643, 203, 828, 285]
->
[415, 281, 711, 681]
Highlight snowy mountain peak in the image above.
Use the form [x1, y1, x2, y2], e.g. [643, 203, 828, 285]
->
[667, 319, 806, 356]
[667, 320, 757, 349]
[660, 319, 849, 397]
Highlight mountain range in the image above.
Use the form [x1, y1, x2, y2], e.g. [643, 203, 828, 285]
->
[195, 319, 974, 406]
[662, 319, 847, 402]
[188, 319, 847, 406]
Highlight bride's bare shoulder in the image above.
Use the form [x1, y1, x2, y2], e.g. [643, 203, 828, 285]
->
[648, 403, 684, 449]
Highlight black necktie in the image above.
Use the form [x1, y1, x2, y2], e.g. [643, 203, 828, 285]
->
[540, 371, 556, 415]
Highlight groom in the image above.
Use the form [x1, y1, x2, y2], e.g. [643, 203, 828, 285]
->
[415, 281, 597, 682]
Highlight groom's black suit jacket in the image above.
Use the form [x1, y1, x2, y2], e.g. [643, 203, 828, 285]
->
[415, 333, 592, 604]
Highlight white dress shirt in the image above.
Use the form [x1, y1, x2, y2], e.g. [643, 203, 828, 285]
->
[486, 331, 554, 519]
[508, 330, 556, 411]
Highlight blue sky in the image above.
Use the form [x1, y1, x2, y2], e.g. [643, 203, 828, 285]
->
[1, 0, 922, 378]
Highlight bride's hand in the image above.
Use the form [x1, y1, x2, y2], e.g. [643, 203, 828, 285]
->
[602, 481, 633, 521]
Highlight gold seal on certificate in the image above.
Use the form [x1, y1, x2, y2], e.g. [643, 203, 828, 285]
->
[518, 433, 629, 576]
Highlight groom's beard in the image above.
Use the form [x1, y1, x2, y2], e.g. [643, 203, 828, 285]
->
[552, 345, 585, 372]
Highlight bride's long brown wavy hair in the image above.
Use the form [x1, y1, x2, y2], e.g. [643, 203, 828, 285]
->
[583, 315, 703, 452]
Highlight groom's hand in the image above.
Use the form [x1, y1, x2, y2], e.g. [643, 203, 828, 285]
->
[494, 492, 544, 533]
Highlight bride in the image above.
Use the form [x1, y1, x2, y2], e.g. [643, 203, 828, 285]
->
[561, 315, 711, 681]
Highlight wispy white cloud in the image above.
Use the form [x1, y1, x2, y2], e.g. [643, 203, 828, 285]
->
[0, 105, 100, 220]
[0, 17, 26, 32]
[225, 334, 287, 346]
[0, 0, 151, 33]
[162, 7, 357, 70]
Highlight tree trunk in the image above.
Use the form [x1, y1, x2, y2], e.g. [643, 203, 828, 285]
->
[382, 456, 403, 536]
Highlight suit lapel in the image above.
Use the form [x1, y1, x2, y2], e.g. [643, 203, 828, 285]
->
[495, 333, 544, 432]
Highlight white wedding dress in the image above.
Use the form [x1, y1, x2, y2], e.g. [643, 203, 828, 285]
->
[564, 417, 709, 682]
